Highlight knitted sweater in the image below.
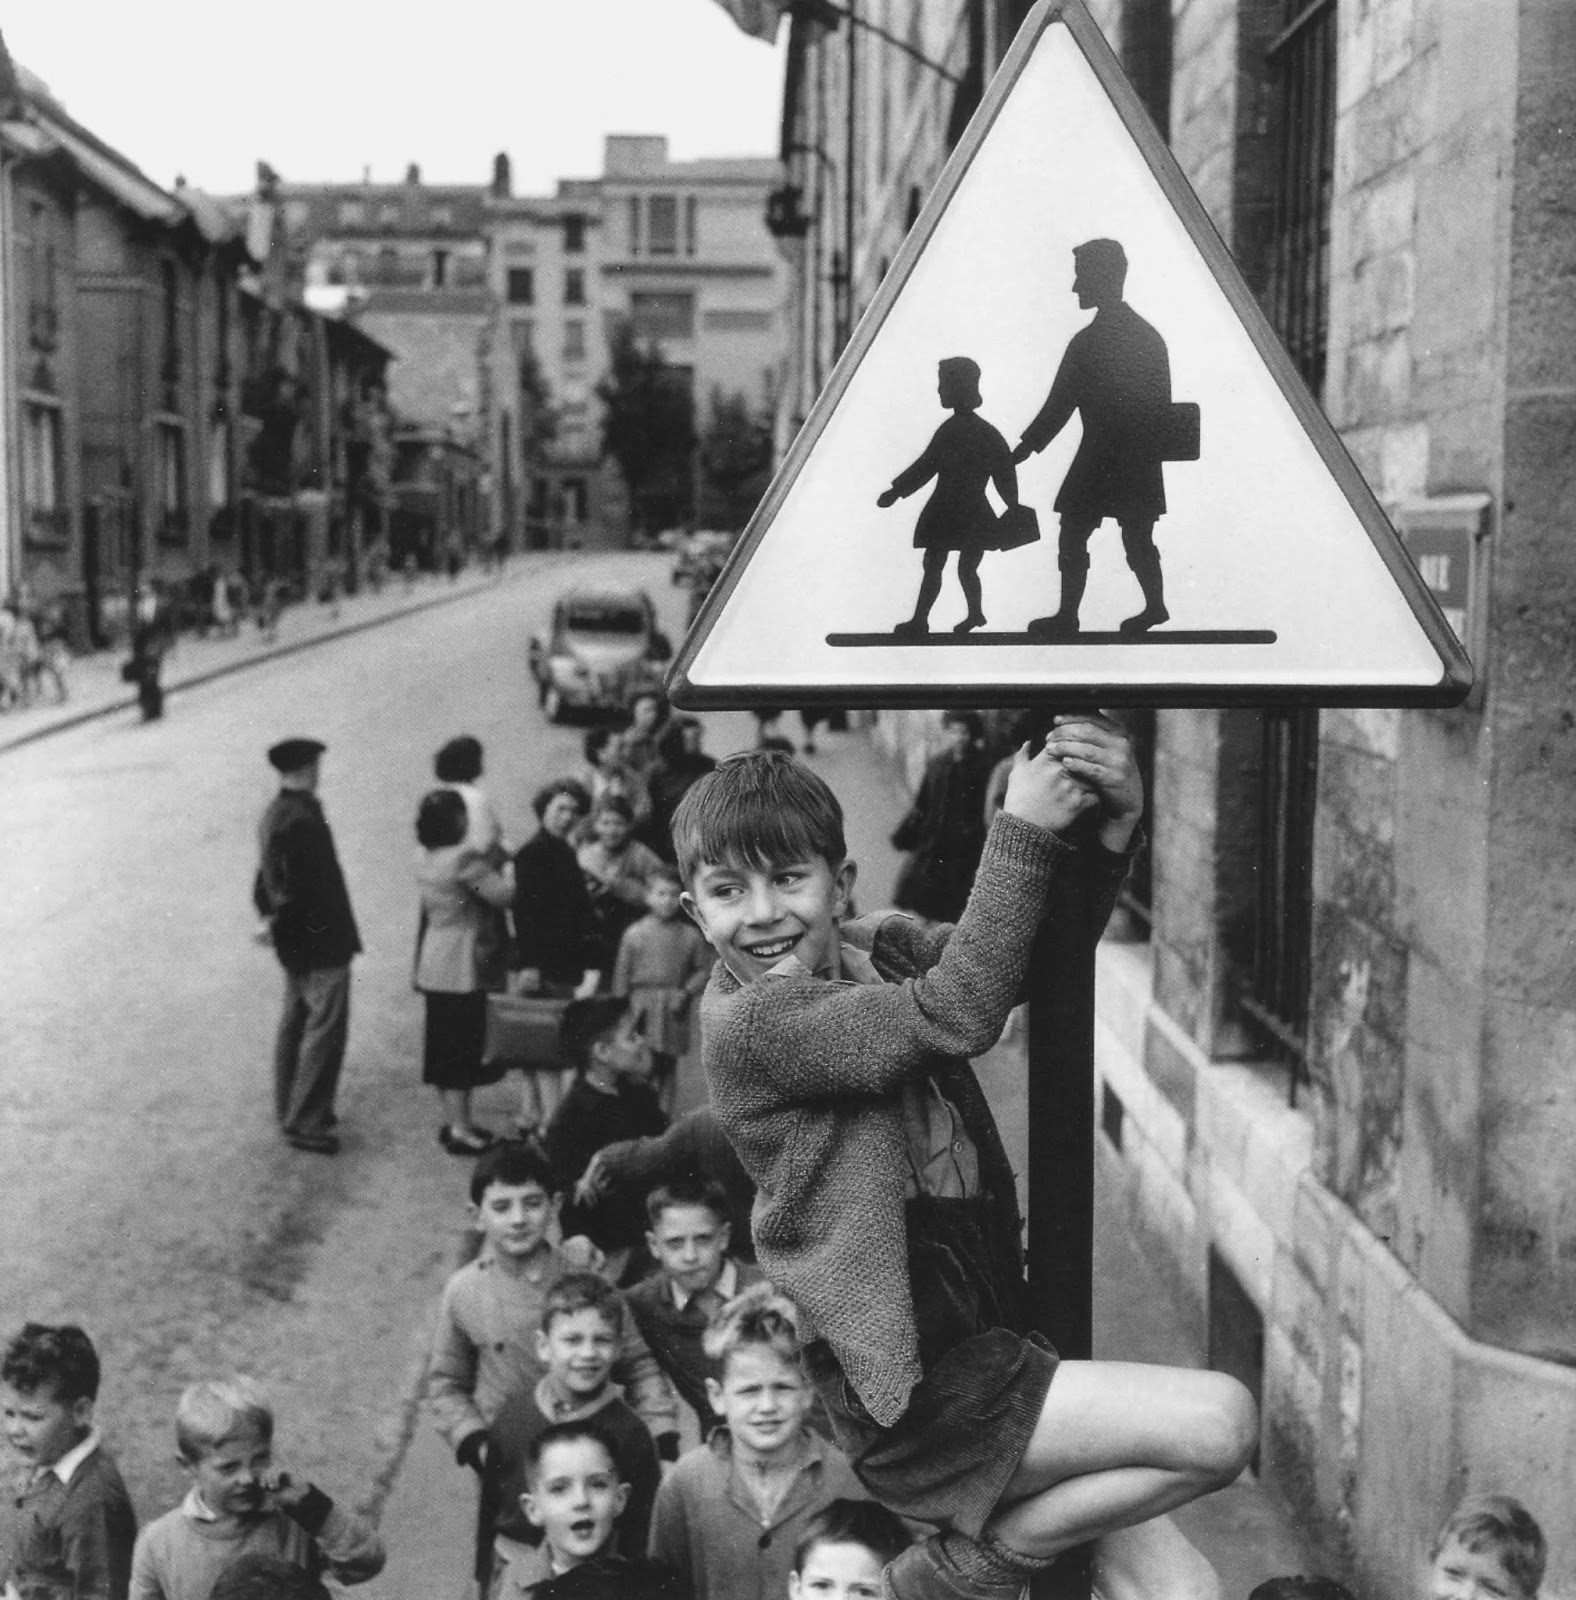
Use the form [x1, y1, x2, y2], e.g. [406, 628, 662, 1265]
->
[700, 810, 1126, 1428]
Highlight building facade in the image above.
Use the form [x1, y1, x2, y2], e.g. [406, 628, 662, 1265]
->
[0, 55, 392, 642]
[777, 2, 1576, 1595]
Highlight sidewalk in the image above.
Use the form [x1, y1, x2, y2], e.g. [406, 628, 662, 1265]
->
[0, 563, 529, 756]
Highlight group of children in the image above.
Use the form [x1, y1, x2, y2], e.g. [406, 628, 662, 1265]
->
[0, 1325, 384, 1600]
[4, 728, 1557, 1600]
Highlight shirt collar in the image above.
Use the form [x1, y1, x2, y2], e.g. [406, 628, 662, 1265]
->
[41, 1430, 99, 1486]
[670, 1257, 739, 1311]
[182, 1486, 220, 1523]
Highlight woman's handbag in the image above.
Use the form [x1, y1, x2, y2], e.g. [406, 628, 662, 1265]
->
[1159, 401, 1201, 461]
[991, 504, 1041, 551]
[482, 990, 570, 1075]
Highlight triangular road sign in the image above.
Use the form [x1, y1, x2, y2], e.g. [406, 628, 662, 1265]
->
[670, 0, 1471, 709]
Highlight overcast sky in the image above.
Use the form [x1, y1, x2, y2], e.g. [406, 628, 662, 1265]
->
[4, 1, 787, 196]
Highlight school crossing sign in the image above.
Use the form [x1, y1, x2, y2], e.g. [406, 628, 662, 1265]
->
[668, 0, 1471, 710]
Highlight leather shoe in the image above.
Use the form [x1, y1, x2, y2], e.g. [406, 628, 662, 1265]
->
[285, 1130, 340, 1155]
[439, 1125, 497, 1155]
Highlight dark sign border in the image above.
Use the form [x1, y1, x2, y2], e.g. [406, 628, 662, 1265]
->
[668, 0, 1474, 711]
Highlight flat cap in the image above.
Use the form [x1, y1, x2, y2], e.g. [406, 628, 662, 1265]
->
[267, 737, 326, 773]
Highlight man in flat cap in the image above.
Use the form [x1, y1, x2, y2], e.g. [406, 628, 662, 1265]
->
[254, 738, 362, 1153]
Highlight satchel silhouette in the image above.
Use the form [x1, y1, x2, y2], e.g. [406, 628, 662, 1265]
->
[1160, 401, 1200, 462]
[992, 503, 1041, 551]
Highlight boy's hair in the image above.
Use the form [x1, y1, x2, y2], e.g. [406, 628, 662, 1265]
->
[1432, 1495, 1546, 1598]
[645, 863, 683, 891]
[524, 1419, 621, 1488]
[210, 1554, 332, 1600]
[434, 735, 483, 784]
[540, 1272, 625, 1338]
[175, 1377, 274, 1461]
[533, 778, 591, 821]
[415, 788, 468, 849]
[645, 1177, 730, 1232]
[582, 727, 616, 765]
[1, 1323, 100, 1404]
[670, 748, 846, 886]
[1246, 1580, 1356, 1600]
[792, 1497, 913, 1573]
[942, 710, 984, 743]
[702, 1281, 803, 1371]
[560, 996, 633, 1072]
[469, 1138, 561, 1205]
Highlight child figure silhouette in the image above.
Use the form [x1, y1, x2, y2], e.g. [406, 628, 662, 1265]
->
[878, 357, 1020, 637]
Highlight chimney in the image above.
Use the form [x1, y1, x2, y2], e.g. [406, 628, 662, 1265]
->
[405, 162, 421, 186]
[492, 152, 512, 198]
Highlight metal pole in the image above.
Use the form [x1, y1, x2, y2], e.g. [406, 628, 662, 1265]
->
[1026, 803, 1098, 1600]
[843, 0, 857, 354]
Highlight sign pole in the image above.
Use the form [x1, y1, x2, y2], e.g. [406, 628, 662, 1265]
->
[1026, 804, 1098, 1600]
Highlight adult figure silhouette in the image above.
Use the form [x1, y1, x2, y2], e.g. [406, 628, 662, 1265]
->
[1013, 238, 1172, 637]
[879, 356, 1019, 637]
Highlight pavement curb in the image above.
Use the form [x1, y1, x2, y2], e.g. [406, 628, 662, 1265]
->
[0, 572, 519, 758]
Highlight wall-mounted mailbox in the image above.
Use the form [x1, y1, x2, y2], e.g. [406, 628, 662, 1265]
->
[1393, 492, 1491, 707]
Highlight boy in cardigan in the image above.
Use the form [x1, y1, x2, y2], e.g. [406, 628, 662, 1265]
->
[128, 1377, 382, 1600]
[672, 737, 1257, 1600]
[0, 1323, 137, 1600]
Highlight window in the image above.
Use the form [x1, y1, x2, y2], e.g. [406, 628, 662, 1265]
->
[564, 268, 586, 306]
[631, 292, 695, 340]
[430, 204, 454, 229]
[208, 424, 229, 508]
[379, 202, 400, 225]
[431, 248, 449, 289]
[647, 194, 679, 255]
[337, 200, 365, 227]
[684, 196, 698, 256]
[1227, 0, 1336, 1098]
[1266, 0, 1336, 393]
[22, 402, 64, 531]
[155, 422, 188, 541]
[26, 200, 58, 350]
[507, 267, 535, 305]
[627, 196, 642, 255]
[563, 213, 586, 253]
[563, 320, 586, 362]
[161, 259, 181, 384]
[511, 319, 535, 359]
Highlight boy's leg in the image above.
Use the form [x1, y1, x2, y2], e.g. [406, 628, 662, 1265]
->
[985, 1360, 1256, 1560]
[1092, 1517, 1221, 1600]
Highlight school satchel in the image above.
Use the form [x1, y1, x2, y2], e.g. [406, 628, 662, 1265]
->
[992, 503, 1041, 551]
[482, 990, 569, 1074]
[1159, 401, 1201, 461]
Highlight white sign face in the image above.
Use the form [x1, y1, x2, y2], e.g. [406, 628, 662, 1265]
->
[671, 1, 1470, 708]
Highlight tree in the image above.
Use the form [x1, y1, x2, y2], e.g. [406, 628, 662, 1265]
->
[697, 389, 773, 532]
[597, 322, 696, 534]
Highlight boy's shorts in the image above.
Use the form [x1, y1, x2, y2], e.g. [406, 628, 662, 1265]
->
[805, 1326, 1059, 1540]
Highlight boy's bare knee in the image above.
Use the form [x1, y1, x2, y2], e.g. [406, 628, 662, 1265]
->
[1198, 1375, 1258, 1485]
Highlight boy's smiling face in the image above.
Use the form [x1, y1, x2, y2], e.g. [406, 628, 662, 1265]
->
[522, 1436, 627, 1570]
[1430, 1537, 1529, 1600]
[683, 854, 856, 984]
[473, 1179, 559, 1261]
[185, 1426, 273, 1523]
[535, 1308, 618, 1400]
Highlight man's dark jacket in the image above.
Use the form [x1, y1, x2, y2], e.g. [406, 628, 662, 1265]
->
[256, 789, 362, 973]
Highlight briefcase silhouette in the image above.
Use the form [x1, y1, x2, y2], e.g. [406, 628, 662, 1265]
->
[1160, 401, 1201, 462]
[992, 503, 1041, 551]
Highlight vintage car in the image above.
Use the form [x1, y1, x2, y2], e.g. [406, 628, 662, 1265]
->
[528, 587, 673, 723]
